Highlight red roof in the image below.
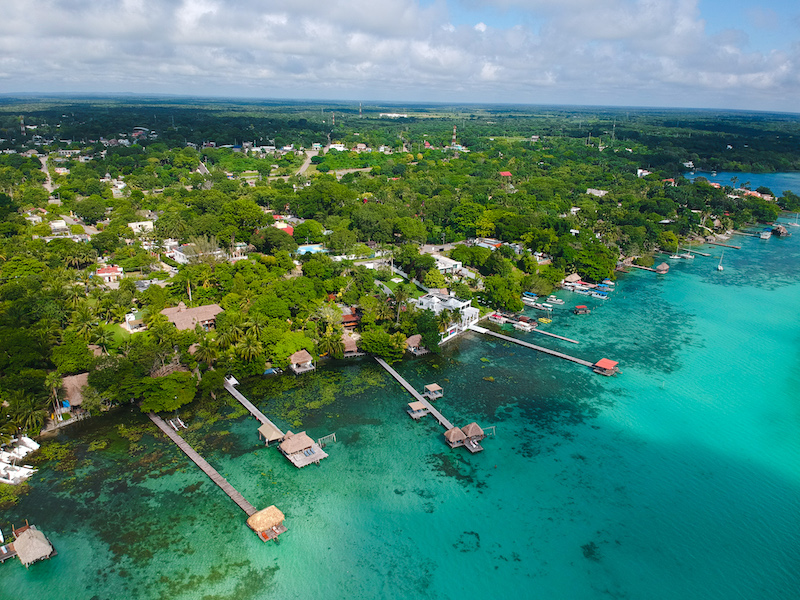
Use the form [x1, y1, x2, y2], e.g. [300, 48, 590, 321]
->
[575, 305, 587, 309]
[594, 358, 618, 370]
[284, 226, 294, 236]
[499, 171, 512, 177]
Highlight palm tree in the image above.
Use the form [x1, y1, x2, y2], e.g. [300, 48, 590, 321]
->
[44, 371, 64, 423]
[193, 337, 219, 368]
[7, 391, 47, 435]
[317, 326, 344, 358]
[244, 313, 269, 341]
[392, 286, 410, 323]
[235, 333, 263, 362]
[436, 309, 453, 334]
[72, 304, 95, 341]
[92, 327, 115, 355]
[313, 303, 341, 328]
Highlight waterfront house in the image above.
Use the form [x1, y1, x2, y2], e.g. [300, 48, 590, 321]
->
[246, 505, 287, 542]
[288, 349, 315, 374]
[161, 302, 223, 331]
[414, 292, 479, 330]
[342, 334, 362, 358]
[406, 334, 427, 356]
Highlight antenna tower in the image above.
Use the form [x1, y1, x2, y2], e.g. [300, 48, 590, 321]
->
[452, 125, 457, 146]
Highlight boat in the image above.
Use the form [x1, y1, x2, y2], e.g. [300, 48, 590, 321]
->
[546, 295, 565, 305]
[488, 313, 507, 324]
[591, 292, 608, 299]
[680, 252, 694, 259]
[521, 296, 538, 307]
[669, 254, 681, 259]
[541, 302, 554, 309]
[573, 305, 590, 315]
[537, 318, 552, 324]
[717, 251, 724, 272]
[760, 229, 772, 240]
[523, 291, 538, 298]
[787, 213, 799, 227]
[530, 302, 552, 311]
[601, 279, 615, 286]
[514, 321, 535, 332]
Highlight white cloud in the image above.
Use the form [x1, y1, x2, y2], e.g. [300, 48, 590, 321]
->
[0, 0, 796, 111]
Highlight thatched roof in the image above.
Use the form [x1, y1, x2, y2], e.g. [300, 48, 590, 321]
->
[161, 303, 223, 331]
[258, 422, 284, 443]
[564, 273, 582, 283]
[62, 372, 89, 407]
[279, 431, 314, 455]
[461, 422, 484, 438]
[406, 334, 422, 348]
[14, 527, 54, 567]
[444, 427, 466, 442]
[288, 349, 313, 365]
[408, 401, 427, 411]
[247, 505, 285, 532]
[655, 262, 670, 274]
[342, 335, 358, 353]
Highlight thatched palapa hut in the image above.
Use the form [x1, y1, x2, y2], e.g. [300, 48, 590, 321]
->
[14, 526, 55, 568]
[461, 422, 484, 441]
[247, 505, 287, 541]
[444, 427, 466, 448]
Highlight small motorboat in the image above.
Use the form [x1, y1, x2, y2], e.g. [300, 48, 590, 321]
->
[546, 296, 565, 305]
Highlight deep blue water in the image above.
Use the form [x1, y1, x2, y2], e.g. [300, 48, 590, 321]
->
[685, 170, 800, 195]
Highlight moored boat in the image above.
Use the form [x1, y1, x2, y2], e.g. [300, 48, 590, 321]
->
[546, 295, 565, 305]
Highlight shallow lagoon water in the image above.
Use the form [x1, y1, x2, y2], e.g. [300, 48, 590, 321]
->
[2, 232, 799, 599]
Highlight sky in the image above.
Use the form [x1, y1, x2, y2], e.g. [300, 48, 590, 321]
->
[0, 0, 798, 112]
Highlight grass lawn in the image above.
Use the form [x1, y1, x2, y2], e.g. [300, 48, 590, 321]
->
[381, 277, 426, 299]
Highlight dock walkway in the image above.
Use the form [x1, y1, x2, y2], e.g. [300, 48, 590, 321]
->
[469, 325, 594, 367]
[706, 241, 741, 249]
[374, 357, 454, 430]
[224, 377, 284, 436]
[532, 329, 579, 344]
[149, 412, 257, 516]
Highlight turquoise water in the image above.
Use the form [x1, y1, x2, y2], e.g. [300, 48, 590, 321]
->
[2, 234, 800, 599]
[685, 170, 800, 195]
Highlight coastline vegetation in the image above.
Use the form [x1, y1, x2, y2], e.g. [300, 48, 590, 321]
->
[1, 96, 799, 450]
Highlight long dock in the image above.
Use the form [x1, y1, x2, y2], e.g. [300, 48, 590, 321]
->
[705, 241, 741, 249]
[682, 248, 711, 257]
[532, 329, 579, 344]
[374, 357, 454, 430]
[224, 377, 284, 435]
[149, 412, 257, 516]
[469, 325, 594, 367]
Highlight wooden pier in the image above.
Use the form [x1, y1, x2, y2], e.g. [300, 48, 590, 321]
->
[149, 413, 257, 516]
[628, 264, 657, 272]
[469, 325, 595, 368]
[531, 329, 579, 344]
[731, 230, 759, 238]
[682, 248, 711, 257]
[224, 377, 285, 443]
[705, 241, 741, 249]
[374, 357, 454, 430]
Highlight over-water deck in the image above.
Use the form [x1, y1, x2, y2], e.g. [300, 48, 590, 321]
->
[374, 357, 454, 430]
[149, 413, 257, 516]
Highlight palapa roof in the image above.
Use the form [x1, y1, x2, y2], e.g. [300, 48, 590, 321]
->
[62, 372, 89, 407]
[288, 349, 313, 365]
[424, 383, 442, 392]
[461, 422, 484, 438]
[14, 527, 54, 567]
[247, 505, 285, 532]
[342, 335, 358, 353]
[258, 422, 284, 443]
[444, 427, 467, 442]
[408, 401, 427, 411]
[594, 358, 618, 370]
[161, 302, 223, 331]
[279, 431, 314, 454]
[406, 334, 422, 348]
[564, 273, 582, 283]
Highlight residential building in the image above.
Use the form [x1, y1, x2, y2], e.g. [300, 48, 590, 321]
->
[414, 292, 479, 330]
[96, 265, 123, 283]
[127, 221, 154, 234]
[432, 254, 462, 275]
[161, 302, 223, 331]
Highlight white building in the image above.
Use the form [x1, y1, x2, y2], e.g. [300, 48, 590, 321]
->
[128, 221, 154, 234]
[415, 292, 479, 331]
[432, 254, 462, 275]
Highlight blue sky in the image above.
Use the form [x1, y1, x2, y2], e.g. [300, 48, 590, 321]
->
[0, 0, 798, 112]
